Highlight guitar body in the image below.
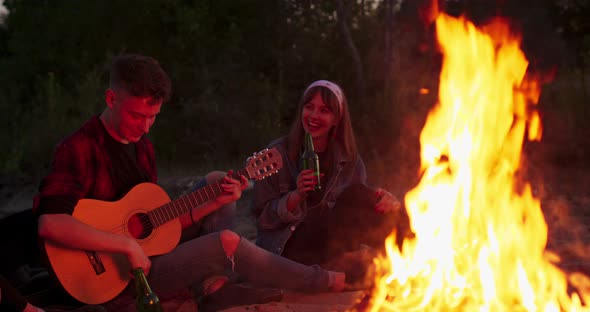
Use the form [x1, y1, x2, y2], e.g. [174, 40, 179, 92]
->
[44, 183, 181, 304]
[43, 147, 283, 304]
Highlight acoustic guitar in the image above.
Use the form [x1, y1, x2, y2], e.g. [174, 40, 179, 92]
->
[44, 148, 282, 304]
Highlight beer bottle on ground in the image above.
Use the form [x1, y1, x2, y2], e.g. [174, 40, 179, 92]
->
[301, 132, 321, 191]
[133, 267, 163, 312]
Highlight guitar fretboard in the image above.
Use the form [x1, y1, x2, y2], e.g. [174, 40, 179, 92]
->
[148, 168, 250, 227]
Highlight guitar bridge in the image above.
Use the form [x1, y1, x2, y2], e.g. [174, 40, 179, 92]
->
[86, 251, 105, 275]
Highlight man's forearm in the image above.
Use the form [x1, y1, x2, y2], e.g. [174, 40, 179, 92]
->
[187, 201, 224, 228]
[38, 214, 133, 254]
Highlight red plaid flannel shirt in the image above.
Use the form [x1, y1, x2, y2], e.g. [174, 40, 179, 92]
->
[33, 115, 157, 215]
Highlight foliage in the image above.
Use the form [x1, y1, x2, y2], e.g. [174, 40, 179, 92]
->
[0, 0, 588, 185]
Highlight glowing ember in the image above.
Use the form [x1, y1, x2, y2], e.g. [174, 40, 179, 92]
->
[369, 12, 590, 312]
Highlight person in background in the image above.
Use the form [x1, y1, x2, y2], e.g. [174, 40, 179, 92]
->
[0, 275, 44, 312]
[253, 80, 412, 286]
[33, 56, 345, 311]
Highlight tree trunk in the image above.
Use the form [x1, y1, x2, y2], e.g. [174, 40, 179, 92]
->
[334, 0, 365, 100]
[384, 0, 394, 94]
[361, 0, 365, 17]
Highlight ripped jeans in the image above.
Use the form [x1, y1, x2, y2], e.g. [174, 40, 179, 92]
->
[105, 232, 337, 310]
[105, 176, 339, 310]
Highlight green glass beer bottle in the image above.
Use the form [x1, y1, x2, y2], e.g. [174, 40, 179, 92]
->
[301, 132, 321, 191]
[133, 268, 163, 312]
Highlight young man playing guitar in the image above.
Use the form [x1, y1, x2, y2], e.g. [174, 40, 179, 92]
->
[33, 54, 345, 310]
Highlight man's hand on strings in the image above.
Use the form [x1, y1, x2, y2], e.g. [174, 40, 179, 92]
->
[215, 170, 248, 205]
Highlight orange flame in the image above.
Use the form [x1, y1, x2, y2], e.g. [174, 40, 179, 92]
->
[369, 13, 590, 312]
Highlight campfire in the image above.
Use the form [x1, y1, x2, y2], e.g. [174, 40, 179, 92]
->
[368, 9, 590, 312]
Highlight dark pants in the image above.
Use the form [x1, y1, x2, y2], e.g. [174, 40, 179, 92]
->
[283, 184, 413, 265]
[0, 209, 41, 277]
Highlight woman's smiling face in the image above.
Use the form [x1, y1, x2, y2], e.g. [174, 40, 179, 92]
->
[301, 91, 337, 145]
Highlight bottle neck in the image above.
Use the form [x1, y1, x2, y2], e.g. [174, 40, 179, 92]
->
[304, 133, 315, 152]
[133, 268, 152, 295]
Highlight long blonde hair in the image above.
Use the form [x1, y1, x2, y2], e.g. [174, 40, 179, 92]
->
[287, 82, 358, 164]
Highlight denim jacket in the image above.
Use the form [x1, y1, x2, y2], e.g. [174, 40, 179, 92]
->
[252, 136, 367, 255]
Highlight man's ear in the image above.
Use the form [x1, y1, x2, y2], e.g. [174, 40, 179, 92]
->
[105, 88, 116, 109]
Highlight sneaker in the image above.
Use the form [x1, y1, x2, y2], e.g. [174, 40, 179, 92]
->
[322, 247, 379, 290]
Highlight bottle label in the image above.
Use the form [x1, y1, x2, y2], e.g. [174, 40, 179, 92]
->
[302, 133, 321, 191]
[302, 158, 321, 190]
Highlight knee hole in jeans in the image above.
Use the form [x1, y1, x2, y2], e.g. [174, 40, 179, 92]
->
[202, 275, 228, 295]
[219, 230, 240, 256]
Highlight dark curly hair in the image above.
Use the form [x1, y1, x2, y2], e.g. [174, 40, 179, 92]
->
[109, 54, 172, 104]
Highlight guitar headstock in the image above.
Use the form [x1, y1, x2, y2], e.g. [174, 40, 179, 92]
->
[245, 147, 283, 181]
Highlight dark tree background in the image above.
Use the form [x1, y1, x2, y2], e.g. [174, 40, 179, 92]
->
[0, 0, 588, 193]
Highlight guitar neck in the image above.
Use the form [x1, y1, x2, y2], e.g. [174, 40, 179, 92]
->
[148, 168, 250, 227]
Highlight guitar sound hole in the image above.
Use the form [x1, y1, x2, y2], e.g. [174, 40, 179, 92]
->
[128, 213, 153, 239]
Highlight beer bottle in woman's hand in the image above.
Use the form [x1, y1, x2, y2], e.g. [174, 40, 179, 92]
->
[301, 132, 321, 191]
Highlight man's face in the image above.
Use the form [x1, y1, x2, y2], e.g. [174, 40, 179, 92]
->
[107, 88, 162, 143]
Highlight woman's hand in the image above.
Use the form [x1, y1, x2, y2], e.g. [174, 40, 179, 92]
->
[286, 169, 319, 211]
[294, 169, 319, 199]
[374, 188, 402, 214]
[215, 170, 249, 205]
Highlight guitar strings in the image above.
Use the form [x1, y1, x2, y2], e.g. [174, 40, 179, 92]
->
[103, 177, 232, 236]
[102, 163, 272, 237]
